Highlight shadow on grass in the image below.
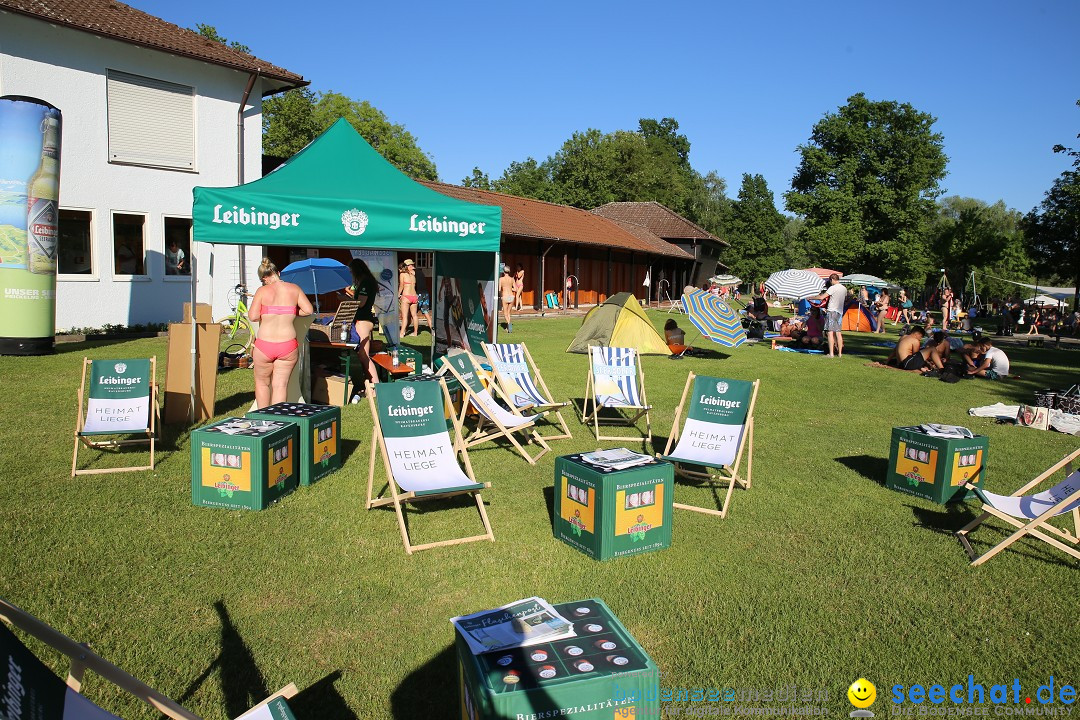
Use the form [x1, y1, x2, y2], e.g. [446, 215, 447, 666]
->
[907, 502, 976, 537]
[543, 485, 555, 525]
[291, 669, 356, 720]
[836, 455, 888, 486]
[340, 437, 363, 465]
[178, 600, 273, 719]
[215, 390, 257, 418]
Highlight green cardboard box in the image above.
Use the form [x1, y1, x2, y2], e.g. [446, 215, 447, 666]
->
[886, 426, 988, 504]
[457, 598, 659, 720]
[554, 455, 673, 561]
[246, 402, 341, 486]
[191, 418, 299, 510]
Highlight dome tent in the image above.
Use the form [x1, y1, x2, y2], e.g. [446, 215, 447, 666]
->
[566, 293, 670, 355]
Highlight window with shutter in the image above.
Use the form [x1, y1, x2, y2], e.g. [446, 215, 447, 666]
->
[106, 70, 195, 171]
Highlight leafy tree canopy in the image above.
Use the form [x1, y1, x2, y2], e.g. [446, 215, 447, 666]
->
[930, 197, 1031, 301]
[192, 24, 250, 54]
[785, 93, 948, 286]
[721, 174, 788, 282]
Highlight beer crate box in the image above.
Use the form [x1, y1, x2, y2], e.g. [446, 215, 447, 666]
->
[246, 402, 341, 486]
[311, 372, 348, 407]
[457, 598, 659, 720]
[886, 426, 988, 504]
[191, 418, 299, 510]
[553, 454, 674, 562]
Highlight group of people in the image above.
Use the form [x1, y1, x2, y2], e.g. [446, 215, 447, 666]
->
[249, 256, 434, 408]
[886, 326, 1010, 380]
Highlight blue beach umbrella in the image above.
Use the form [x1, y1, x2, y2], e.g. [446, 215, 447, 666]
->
[280, 258, 353, 311]
[682, 289, 747, 349]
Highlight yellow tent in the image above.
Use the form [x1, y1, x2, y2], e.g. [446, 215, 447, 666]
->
[566, 293, 670, 354]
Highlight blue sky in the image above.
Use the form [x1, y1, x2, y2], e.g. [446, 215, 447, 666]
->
[138, 0, 1079, 214]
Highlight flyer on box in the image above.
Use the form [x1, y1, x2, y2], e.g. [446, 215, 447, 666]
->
[579, 448, 654, 471]
[451, 597, 575, 655]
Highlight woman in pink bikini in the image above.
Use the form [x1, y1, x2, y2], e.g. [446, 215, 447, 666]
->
[248, 258, 313, 408]
[398, 259, 421, 337]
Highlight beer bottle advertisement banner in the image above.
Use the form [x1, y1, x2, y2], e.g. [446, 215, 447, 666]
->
[433, 251, 495, 357]
[0, 96, 61, 354]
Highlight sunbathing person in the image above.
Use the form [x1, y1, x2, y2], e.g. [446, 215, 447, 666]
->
[886, 326, 945, 372]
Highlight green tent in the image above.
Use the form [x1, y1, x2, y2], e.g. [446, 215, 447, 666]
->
[193, 119, 501, 250]
[566, 292, 670, 355]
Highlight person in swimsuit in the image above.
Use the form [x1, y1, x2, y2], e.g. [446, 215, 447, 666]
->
[513, 263, 525, 311]
[398, 259, 421, 337]
[498, 264, 515, 333]
[874, 289, 890, 334]
[898, 289, 913, 325]
[248, 258, 313, 408]
[886, 326, 945, 373]
[347, 258, 379, 389]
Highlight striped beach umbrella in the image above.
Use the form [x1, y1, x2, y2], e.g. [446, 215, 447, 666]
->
[682, 289, 747, 349]
[764, 269, 825, 300]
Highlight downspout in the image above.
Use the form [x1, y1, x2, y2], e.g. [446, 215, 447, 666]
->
[236, 71, 259, 284]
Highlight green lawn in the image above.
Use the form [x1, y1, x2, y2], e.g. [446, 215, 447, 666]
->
[2, 312, 1078, 719]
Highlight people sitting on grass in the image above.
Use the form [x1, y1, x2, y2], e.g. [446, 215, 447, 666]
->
[886, 326, 945, 373]
[967, 338, 1010, 380]
[798, 307, 824, 348]
[664, 318, 686, 351]
[925, 330, 952, 364]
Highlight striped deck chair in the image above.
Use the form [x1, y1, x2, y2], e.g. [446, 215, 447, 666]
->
[366, 377, 494, 554]
[72, 357, 160, 477]
[580, 345, 651, 442]
[439, 350, 551, 465]
[0, 597, 297, 720]
[659, 372, 760, 518]
[482, 342, 572, 440]
[956, 448, 1080, 566]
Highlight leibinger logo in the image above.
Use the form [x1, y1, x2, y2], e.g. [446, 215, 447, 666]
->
[2, 654, 26, 719]
[401, 386, 416, 402]
[342, 208, 369, 237]
[115, 362, 127, 374]
[409, 214, 487, 237]
[889, 676, 1077, 715]
[387, 385, 433, 417]
[716, 381, 728, 394]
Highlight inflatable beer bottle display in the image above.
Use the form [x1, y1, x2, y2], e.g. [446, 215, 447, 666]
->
[0, 97, 62, 355]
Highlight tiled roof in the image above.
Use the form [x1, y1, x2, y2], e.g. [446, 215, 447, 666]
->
[421, 182, 693, 260]
[590, 201, 728, 247]
[0, 0, 307, 90]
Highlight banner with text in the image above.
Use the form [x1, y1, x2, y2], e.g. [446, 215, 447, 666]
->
[669, 375, 753, 467]
[82, 359, 151, 434]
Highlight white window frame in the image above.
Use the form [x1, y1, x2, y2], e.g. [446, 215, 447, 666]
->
[57, 206, 99, 282]
[111, 211, 150, 281]
[162, 215, 193, 283]
[106, 69, 196, 172]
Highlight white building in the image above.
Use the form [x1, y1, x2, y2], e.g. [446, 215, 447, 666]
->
[0, 0, 306, 329]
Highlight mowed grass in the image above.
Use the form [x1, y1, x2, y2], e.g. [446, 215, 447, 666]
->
[2, 312, 1079, 719]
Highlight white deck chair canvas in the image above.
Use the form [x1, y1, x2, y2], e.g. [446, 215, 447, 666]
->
[0, 597, 297, 720]
[483, 342, 572, 441]
[366, 377, 495, 554]
[659, 372, 759, 518]
[72, 357, 160, 477]
[581, 346, 652, 442]
[440, 350, 551, 465]
[956, 448, 1080, 566]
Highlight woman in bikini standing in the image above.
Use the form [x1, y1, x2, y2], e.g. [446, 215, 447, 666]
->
[346, 258, 380, 389]
[249, 258, 313, 408]
[399, 259, 421, 337]
[513, 263, 525, 311]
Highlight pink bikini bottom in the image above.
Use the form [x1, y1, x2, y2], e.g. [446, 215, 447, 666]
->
[254, 338, 298, 361]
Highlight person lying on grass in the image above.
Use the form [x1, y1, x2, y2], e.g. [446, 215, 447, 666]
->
[886, 326, 945, 373]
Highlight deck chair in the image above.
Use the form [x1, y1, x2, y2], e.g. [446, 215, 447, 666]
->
[439, 349, 551, 465]
[72, 357, 160, 477]
[659, 372, 759, 518]
[482, 341, 573, 441]
[580, 346, 652, 442]
[366, 377, 495, 554]
[956, 448, 1080, 566]
[0, 597, 297, 720]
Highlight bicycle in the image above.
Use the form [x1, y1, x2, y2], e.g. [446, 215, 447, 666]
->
[218, 283, 255, 353]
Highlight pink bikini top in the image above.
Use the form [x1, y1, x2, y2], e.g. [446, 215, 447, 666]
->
[262, 305, 297, 315]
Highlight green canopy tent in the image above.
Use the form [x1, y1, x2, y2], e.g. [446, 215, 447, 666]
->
[187, 119, 502, 419]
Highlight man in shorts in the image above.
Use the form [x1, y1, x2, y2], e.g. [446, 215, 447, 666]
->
[814, 274, 848, 357]
[886, 326, 945, 372]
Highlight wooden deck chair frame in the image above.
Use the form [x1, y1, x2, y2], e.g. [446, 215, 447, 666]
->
[482, 341, 573, 441]
[440, 351, 551, 465]
[956, 448, 1080, 566]
[72, 356, 160, 477]
[660, 371, 759, 518]
[365, 378, 495, 554]
[0, 597, 296, 720]
[580, 345, 652, 442]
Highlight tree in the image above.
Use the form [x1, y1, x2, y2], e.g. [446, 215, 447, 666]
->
[785, 93, 948, 286]
[931, 197, 1031, 302]
[262, 90, 438, 180]
[462, 167, 491, 190]
[192, 24, 250, 54]
[493, 158, 557, 201]
[721, 174, 787, 282]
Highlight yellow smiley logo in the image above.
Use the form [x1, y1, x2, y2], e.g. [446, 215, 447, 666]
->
[848, 678, 876, 709]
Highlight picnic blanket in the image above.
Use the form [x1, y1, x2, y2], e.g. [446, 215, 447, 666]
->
[775, 346, 825, 354]
[969, 403, 1080, 435]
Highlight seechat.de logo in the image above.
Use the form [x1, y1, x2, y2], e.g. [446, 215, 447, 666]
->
[716, 381, 729, 394]
[114, 362, 127, 374]
[401, 386, 415, 402]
